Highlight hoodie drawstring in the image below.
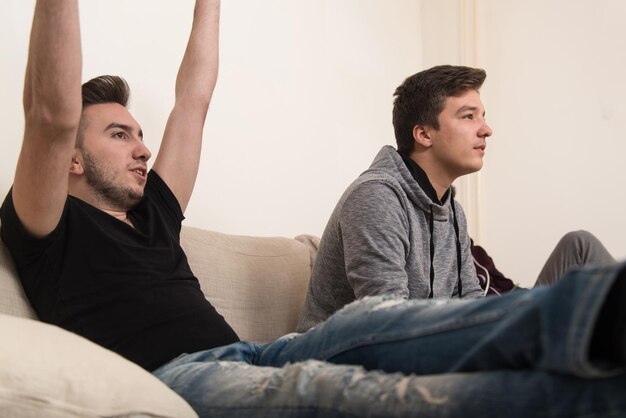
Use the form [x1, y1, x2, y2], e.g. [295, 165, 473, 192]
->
[428, 207, 435, 298]
[426, 200, 463, 299]
[450, 199, 463, 298]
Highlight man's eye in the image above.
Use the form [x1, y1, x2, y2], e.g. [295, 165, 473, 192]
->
[114, 132, 127, 139]
[463, 114, 474, 120]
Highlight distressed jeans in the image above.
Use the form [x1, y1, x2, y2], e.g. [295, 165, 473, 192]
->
[153, 263, 626, 418]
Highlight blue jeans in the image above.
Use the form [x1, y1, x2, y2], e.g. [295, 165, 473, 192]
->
[153, 263, 626, 417]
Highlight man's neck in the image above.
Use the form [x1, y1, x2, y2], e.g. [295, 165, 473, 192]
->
[68, 188, 134, 228]
[406, 152, 453, 201]
[102, 208, 134, 227]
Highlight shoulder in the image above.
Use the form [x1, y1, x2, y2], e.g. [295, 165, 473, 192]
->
[142, 170, 184, 224]
[341, 177, 406, 213]
[1, 189, 71, 254]
[334, 179, 411, 237]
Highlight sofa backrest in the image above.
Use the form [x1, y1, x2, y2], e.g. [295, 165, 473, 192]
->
[180, 226, 317, 343]
[0, 224, 318, 343]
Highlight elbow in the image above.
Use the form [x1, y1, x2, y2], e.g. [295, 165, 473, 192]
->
[23, 97, 82, 135]
[23, 76, 82, 134]
[175, 73, 218, 110]
[174, 94, 212, 116]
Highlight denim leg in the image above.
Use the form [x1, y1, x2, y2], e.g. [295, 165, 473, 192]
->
[154, 350, 626, 418]
[152, 263, 626, 417]
[256, 263, 625, 378]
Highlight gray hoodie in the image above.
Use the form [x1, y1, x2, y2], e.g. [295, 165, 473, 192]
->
[297, 145, 483, 332]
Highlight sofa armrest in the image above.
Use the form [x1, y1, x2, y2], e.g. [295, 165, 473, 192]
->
[295, 234, 321, 272]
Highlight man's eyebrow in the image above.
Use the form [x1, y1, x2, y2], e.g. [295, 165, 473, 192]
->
[456, 105, 486, 117]
[104, 122, 144, 139]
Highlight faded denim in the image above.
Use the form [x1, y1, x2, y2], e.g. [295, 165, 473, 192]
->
[153, 263, 626, 417]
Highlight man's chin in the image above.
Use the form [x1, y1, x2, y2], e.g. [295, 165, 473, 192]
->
[127, 191, 144, 207]
[466, 161, 484, 174]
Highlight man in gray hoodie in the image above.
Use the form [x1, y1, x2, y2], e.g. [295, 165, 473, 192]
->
[297, 65, 613, 332]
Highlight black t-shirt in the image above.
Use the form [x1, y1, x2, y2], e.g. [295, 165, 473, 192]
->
[0, 171, 239, 370]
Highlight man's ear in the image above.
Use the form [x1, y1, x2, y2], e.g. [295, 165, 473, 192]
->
[412, 125, 432, 149]
[69, 152, 84, 175]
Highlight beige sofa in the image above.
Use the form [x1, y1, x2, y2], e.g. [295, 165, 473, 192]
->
[0, 224, 319, 418]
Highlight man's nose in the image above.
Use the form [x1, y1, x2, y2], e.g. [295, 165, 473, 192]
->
[134, 141, 152, 161]
[480, 121, 493, 139]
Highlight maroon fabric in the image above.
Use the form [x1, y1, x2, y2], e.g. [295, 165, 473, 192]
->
[470, 242, 517, 295]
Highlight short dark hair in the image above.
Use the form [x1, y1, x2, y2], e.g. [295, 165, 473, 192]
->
[392, 65, 486, 156]
[77, 75, 130, 146]
[82, 75, 130, 108]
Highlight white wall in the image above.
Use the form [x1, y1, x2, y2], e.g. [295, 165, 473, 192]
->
[0, 0, 422, 238]
[3, 1, 624, 287]
[421, 0, 626, 286]
[478, 0, 626, 286]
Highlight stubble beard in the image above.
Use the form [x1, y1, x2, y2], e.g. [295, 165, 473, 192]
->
[82, 151, 144, 210]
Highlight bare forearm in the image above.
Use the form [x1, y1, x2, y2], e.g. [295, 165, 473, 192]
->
[24, 0, 82, 130]
[152, 0, 220, 211]
[175, 0, 220, 109]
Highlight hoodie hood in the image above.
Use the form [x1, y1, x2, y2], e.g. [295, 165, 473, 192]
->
[362, 145, 451, 222]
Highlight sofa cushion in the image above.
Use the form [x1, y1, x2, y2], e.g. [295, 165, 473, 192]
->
[0, 238, 36, 319]
[0, 313, 197, 418]
[181, 227, 313, 343]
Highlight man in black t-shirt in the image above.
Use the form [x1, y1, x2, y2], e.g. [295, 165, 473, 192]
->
[0, 0, 236, 373]
[3, 2, 626, 418]
[1, 170, 239, 370]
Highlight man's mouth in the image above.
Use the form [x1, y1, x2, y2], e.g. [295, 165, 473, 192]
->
[131, 167, 147, 177]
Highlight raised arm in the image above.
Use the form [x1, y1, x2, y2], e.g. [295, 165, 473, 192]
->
[12, 0, 82, 238]
[151, 0, 220, 212]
